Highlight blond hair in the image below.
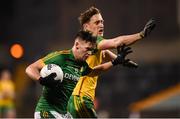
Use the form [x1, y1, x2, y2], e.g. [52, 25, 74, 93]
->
[78, 6, 101, 27]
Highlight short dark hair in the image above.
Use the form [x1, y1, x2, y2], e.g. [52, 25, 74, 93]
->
[76, 30, 97, 43]
[78, 6, 101, 27]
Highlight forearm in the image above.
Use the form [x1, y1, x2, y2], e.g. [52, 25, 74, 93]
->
[25, 60, 44, 80]
[89, 62, 113, 76]
[102, 50, 117, 63]
[26, 65, 41, 80]
[113, 33, 142, 47]
[98, 33, 142, 50]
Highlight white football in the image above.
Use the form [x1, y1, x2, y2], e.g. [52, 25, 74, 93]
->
[40, 64, 63, 82]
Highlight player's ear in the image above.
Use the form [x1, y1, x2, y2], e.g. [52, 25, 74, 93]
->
[83, 23, 88, 31]
[75, 40, 79, 49]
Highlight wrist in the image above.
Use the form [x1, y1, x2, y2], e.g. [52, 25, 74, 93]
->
[111, 60, 116, 66]
[38, 77, 44, 85]
[111, 59, 119, 66]
[139, 31, 145, 38]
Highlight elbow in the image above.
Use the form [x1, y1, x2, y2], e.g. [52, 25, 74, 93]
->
[26, 64, 34, 76]
[98, 40, 117, 50]
[25, 65, 30, 76]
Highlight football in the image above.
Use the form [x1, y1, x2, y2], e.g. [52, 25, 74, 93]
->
[40, 64, 64, 82]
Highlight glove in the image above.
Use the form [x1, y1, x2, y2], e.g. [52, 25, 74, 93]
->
[39, 73, 59, 88]
[123, 60, 138, 68]
[111, 45, 132, 66]
[140, 18, 156, 38]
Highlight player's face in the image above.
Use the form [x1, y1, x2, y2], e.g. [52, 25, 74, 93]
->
[76, 40, 96, 61]
[84, 13, 104, 36]
[0, 70, 11, 80]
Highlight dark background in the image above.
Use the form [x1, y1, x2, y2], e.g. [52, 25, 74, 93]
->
[0, 0, 180, 118]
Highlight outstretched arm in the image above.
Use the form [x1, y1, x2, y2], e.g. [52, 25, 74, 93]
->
[98, 33, 141, 50]
[98, 19, 156, 50]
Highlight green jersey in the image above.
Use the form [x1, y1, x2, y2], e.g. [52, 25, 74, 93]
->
[35, 49, 91, 114]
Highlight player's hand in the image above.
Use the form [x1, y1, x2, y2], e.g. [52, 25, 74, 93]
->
[39, 73, 59, 88]
[140, 18, 156, 38]
[111, 45, 132, 66]
[123, 60, 138, 68]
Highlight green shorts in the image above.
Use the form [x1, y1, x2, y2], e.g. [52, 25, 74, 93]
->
[67, 95, 97, 118]
[0, 105, 15, 117]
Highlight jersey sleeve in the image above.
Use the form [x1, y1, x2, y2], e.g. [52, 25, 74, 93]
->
[91, 36, 104, 54]
[41, 51, 61, 65]
[96, 36, 104, 44]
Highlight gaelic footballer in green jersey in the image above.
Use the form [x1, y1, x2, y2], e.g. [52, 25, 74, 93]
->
[36, 50, 91, 118]
[26, 31, 97, 118]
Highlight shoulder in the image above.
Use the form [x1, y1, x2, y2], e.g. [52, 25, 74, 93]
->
[41, 50, 70, 62]
[96, 36, 104, 44]
[58, 50, 71, 54]
[45, 50, 71, 58]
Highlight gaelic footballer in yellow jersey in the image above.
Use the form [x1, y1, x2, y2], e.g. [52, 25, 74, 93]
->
[67, 6, 156, 118]
[68, 37, 134, 118]
[0, 69, 16, 118]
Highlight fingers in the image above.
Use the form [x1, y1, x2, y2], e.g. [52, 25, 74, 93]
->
[146, 18, 156, 26]
[124, 47, 132, 52]
[121, 44, 126, 51]
[141, 18, 156, 38]
[126, 50, 133, 55]
[117, 45, 131, 54]
[145, 18, 156, 31]
[124, 47, 133, 56]
[116, 45, 135, 67]
[117, 46, 121, 54]
[116, 45, 138, 68]
[117, 44, 126, 54]
[123, 60, 138, 68]
[117, 45, 133, 58]
[49, 73, 57, 78]
[124, 46, 131, 51]
[128, 60, 138, 68]
[124, 59, 130, 63]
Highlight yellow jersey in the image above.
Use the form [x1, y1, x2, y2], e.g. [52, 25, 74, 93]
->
[72, 36, 103, 101]
[0, 79, 15, 107]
